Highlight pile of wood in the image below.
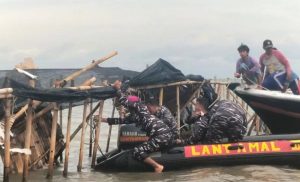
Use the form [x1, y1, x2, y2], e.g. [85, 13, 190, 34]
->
[0, 50, 118, 181]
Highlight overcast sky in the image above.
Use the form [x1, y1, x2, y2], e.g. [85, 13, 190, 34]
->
[1, 0, 300, 78]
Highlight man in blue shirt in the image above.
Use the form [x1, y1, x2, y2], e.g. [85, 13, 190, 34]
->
[234, 44, 262, 85]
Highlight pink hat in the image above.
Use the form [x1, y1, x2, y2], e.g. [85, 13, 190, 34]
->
[127, 95, 140, 103]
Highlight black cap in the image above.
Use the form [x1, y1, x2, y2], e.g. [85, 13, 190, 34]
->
[263, 39, 273, 49]
[144, 93, 159, 105]
[237, 44, 250, 53]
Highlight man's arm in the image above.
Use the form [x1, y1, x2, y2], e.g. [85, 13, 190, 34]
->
[249, 57, 261, 73]
[274, 50, 292, 81]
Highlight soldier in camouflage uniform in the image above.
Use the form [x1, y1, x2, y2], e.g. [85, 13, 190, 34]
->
[184, 82, 247, 144]
[145, 95, 179, 140]
[112, 80, 173, 173]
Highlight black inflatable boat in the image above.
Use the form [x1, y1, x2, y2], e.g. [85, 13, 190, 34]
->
[95, 125, 300, 172]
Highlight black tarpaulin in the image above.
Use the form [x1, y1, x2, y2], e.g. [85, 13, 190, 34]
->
[4, 78, 116, 103]
[129, 58, 186, 87]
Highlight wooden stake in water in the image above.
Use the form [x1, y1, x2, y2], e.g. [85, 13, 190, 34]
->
[91, 101, 104, 168]
[59, 106, 63, 163]
[4, 98, 12, 182]
[89, 99, 93, 157]
[105, 99, 115, 153]
[77, 99, 89, 172]
[46, 103, 59, 179]
[22, 79, 35, 182]
[63, 102, 73, 177]
[176, 86, 180, 131]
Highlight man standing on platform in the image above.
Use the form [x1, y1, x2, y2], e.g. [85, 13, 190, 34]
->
[259, 39, 300, 94]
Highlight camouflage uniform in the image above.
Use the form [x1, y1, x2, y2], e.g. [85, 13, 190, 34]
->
[117, 91, 173, 161]
[186, 100, 247, 144]
[154, 106, 179, 139]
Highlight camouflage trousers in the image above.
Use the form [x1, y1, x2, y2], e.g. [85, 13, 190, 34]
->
[133, 132, 173, 161]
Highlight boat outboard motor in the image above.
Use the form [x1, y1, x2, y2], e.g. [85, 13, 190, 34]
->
[118, 124, 148, 150]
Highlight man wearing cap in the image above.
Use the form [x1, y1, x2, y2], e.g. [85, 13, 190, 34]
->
[182, 82, 247, 144]
[234, 44, 262, 85]
[110, 80, 173, 173]
[259, 39, 300, 94]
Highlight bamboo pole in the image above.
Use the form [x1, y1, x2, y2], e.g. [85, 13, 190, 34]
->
[89, 99, 93, 157]
[0, 94, 13, 99]
[46, 103, 59, 179]
[176, 86, 180, 130]
[59, 51, 118, 87]
[91, 101, 104, 168]
[105, 99, 115, 153]
[69, 101, 101, 141]
[77, 100, 89, 172]
[30, 78, 97, 169]
[62, 102, 73, 177]
[22, 80, 35, 182]
[159, 88, 164, 106]
[33, 104, 54, 121]
[132, 80, 202, 90]
[59, 106, 63, 163]
[66, 85, 103, 90]
[82, 77, 96, 87]
[22, 99, 33, 182]
[4, 98, 12, 182]
[27, 102, 98, 170]
[63, 80, 74, 177]
[0, 88, 13, 94]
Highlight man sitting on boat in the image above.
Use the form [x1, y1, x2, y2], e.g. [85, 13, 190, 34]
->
[111, 80, 173, 173]
[144, 94, 179, 141]
[182, 82, 247, 144]
[234, 44, 262, 85]
[259, 39, 300, 95]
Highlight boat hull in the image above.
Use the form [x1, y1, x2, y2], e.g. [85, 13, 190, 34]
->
[234, 88, 300, 134]
[95, 134, 300, 171]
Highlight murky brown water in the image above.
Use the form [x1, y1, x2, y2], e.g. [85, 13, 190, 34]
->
[1, 100, 300, 182]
